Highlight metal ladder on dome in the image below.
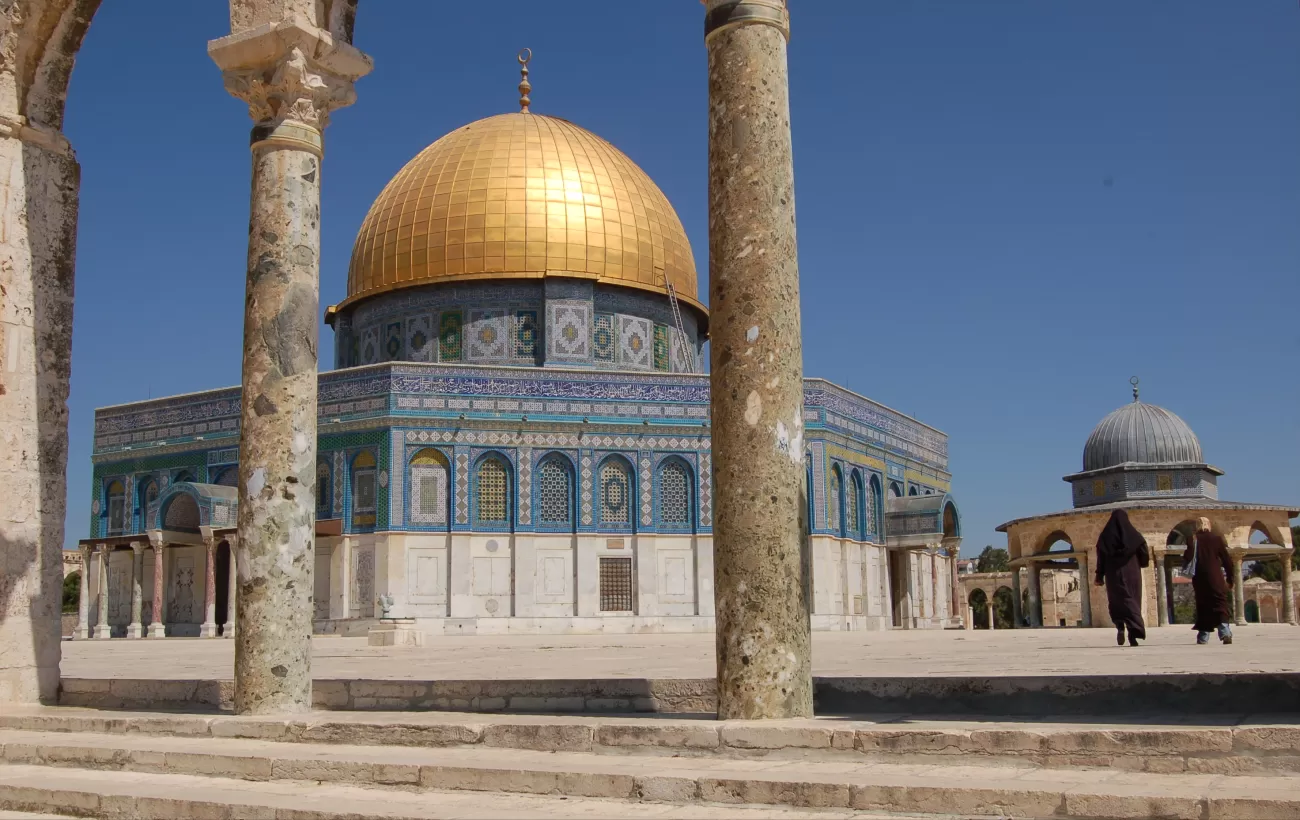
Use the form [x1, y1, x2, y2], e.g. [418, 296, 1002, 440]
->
[665, 281, 694, 372]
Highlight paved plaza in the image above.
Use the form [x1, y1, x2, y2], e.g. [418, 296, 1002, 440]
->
[62, 624, 1300, 682]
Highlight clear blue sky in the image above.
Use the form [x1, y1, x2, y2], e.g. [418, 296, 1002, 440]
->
[64, 1, 1298, 553]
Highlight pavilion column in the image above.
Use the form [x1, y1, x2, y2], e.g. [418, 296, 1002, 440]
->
[1077, 553, 1093, 628]
[93, 546, 111, 639]
[1163, 559, 1176, 624]
[210, 19, 370, 715]
[224, 537, 238, 639]
[986, 598, 995, 630]
[1010, 567, 1023, 628]
[75, 545, 91, 640]
[965, 604, 973, 630]
[704, 0, 811, 719]
[1026, 563, 1043, 627]
[1231, 555, 1246, 625]
[1153, 553, 1169, 627]
[200, 536, 218, 638]
[0, 99, 81, 703]
[147, 535, 166, 638]
[1281, 551, 1295, 626]
[126, 542, 145, 639]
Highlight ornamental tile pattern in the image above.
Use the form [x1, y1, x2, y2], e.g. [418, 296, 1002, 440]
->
[652, 325, 669, 372]
[699, 452, 712, 527]
[439, 311, 463, 361]
[454, 450, 470, 524]
[390, 429, 405, 528]
[617, 315, 652, 369]
[515, 310, 538, 359]
[669, 327, 691, 373]
[580, 450, 594, 526]
[360, 327, 380, 365]
[384, 321, 403, 361]
[517, 446, 532, 525]
[639, 452, 653, 527]
[593, 313, 615, 363]
[548, 300, 590, 360]
[467, 309, 510, 361]
[406, 314, 434, 363]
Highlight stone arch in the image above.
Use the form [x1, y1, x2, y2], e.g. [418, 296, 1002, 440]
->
[1248, 520, 1286, 546]
[1037, 529, 1073, 556]
[161, 493, 200, 533]
[595, 453, 634, 532]
[992, 586, 1016, 629]
[968, 588, 989, 629]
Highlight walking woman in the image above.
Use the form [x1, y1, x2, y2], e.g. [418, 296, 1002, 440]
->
[1094, 509, 1149, 646]
[1183, 518, 1234, 645]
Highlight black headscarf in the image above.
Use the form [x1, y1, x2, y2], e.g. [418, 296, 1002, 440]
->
[1097, 508, 1147, 564]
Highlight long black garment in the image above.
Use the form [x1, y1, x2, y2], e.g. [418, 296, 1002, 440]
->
[1093, 509, 1149, 640]
[1183, 531, 1233, 632]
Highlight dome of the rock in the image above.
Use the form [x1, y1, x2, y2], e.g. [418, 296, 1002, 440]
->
[1081, 400, 1203, 472]
[343, 112, 704, 315]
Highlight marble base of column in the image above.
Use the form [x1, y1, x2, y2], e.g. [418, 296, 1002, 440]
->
[705, 0, 811, 720]
[126, 543, 145, 639]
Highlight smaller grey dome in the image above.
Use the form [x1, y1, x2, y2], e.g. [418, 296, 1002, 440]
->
[1082, 401, 1203, 472]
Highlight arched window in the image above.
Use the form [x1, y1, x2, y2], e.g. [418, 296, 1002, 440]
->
[828, 466, 842, 534]
[174, 471, 195, 484]
[598, 457, 633, 529]
[537, 454, 574, 529]
[845, 471, 862, 540]
[409, 448, 450, 526]
[908, 485, 918, 496]
[163, 493, 200, 532]
[658, 459, 693, 529]
[106, 480, 126, 536]
[212, 467, 238, 487]
[475, 456, 511, 526]
[139, 479, 158, 531]
[316, 462, 332, 519]
[888, 481, 902, 499]
[351, 451, 377, 529]
[866, 475, 882, 537]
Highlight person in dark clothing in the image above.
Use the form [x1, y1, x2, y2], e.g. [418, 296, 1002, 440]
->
[1094, 509, 1150, 646]
[1183, 517, 1234, 645]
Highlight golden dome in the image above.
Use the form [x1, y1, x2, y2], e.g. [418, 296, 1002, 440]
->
[344, 112, 704, 315]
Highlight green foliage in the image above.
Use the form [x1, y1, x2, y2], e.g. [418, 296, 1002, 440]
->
[1247, 550, 1299, 582]
[61, 572, 80, 614]
[975, 545, 1010, 573]
[1172, 601, 1195, 625]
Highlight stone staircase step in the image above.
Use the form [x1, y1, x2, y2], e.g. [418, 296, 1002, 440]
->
[0, 765, 952, 819]
[5, 707, 1299, 775]
[1, 728, 1297, 819]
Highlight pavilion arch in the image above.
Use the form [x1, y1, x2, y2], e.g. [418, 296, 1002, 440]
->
[1037, 529, 1074, 556]
[967, 588, 990, 629]
[992, 586, 1016, 629]
[160, 490, 201, 533]
[1248, 520, 1287, 546]
[942, 499, 960, 539]
[888, 480, 903, 500]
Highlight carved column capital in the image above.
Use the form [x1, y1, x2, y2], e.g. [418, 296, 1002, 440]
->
[129, 541, 146, 555]
[209, 19, 372, 150]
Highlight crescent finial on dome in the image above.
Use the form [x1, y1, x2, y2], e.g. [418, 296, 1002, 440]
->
[518, 48, 533, 113]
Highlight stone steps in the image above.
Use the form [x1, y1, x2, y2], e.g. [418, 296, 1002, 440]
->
[1, 726, 1298, 818]
[0, 765, 951, 819]
[5, 707, 1299, 776]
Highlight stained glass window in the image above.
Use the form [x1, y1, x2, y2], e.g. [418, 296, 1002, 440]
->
[316, 463, 331, 518]
[107, 480, 126, 535]
[828, 468, 841, 534]
[352, 450, 377, 528]
[538, 456, 572, 526]
[410, 449, 449, 526]
[659, 460, 691, 526]
[599, 459, 631, 527]
[845, 473, 861, 539]
[476, 458, 509, 524]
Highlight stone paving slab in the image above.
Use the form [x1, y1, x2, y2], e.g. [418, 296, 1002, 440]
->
[60, 625, 1300, 681]
[0, 765, 948, 819]
[1, 728, 1298, 818]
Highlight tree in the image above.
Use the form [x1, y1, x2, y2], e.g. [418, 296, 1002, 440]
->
[1248, 551, 1300, 583]
[62, 572, 81, 614]
[975, 545, 1010, 573]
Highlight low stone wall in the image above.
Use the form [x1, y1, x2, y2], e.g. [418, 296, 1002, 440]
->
[58, 672, 1300, 715]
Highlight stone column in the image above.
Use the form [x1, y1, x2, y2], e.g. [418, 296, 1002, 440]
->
[704, 0, 810, 719]
[1280, 551, 1295, 626]
[1231, 555, 1246, 625]
[1010, 567, 1023, 628]
[965, 604, 974, 630]
[200, 537, 218, 638]
[1077, 554, 1093, 627]
[224, 538, 238, 639]
[93, 547, 111, 639]
[209, 19, 370, 715]
[75, 545, 91, 640]
[1026, 562, 1043, 628]
[330, 536, 352, 620]
[986, 598, 996, 630]
[148, 536, 166, 638]
[1153, 553, 1168, 627]
[126, 542, 145, 639]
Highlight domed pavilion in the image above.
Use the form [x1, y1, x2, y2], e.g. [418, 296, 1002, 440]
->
[76, 71, 962, 640]
[997, 380, 1296, 630]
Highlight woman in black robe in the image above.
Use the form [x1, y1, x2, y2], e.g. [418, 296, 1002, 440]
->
[1183, 517, 1234, 645]
[1093, 509, 1149, 646]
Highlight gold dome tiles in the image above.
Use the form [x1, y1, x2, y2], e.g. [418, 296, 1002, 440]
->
[346, 113, 703, 314]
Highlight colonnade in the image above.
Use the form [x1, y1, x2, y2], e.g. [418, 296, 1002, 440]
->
[1, 0, 807, 719]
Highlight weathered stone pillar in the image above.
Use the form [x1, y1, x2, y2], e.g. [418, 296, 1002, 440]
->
[0, 42, 86, 700]
[1077, 554, 1093, 628]
[224, 538, 238, 639]
[75, 545, 91, 640]
[1010, 567, 1023, 628]
[1026, 562, 1043, 627]
[147, 534, 166, 638]
[965, 604, 973, 630]
[210, 18, 370, 714]
[93, 546, 110, 639]
[200, 536, 218, 639]
[330, 535, 352, 620]
[126, 542, 145, 639]
[1153, 553, 1168, 627]
[704, 0, 810, 719]
[1231, 555, 1246, 626]
[1280, 551, 1295, 626]
[1163, 559, 1175, 624]
[986, 598, 996, 630]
